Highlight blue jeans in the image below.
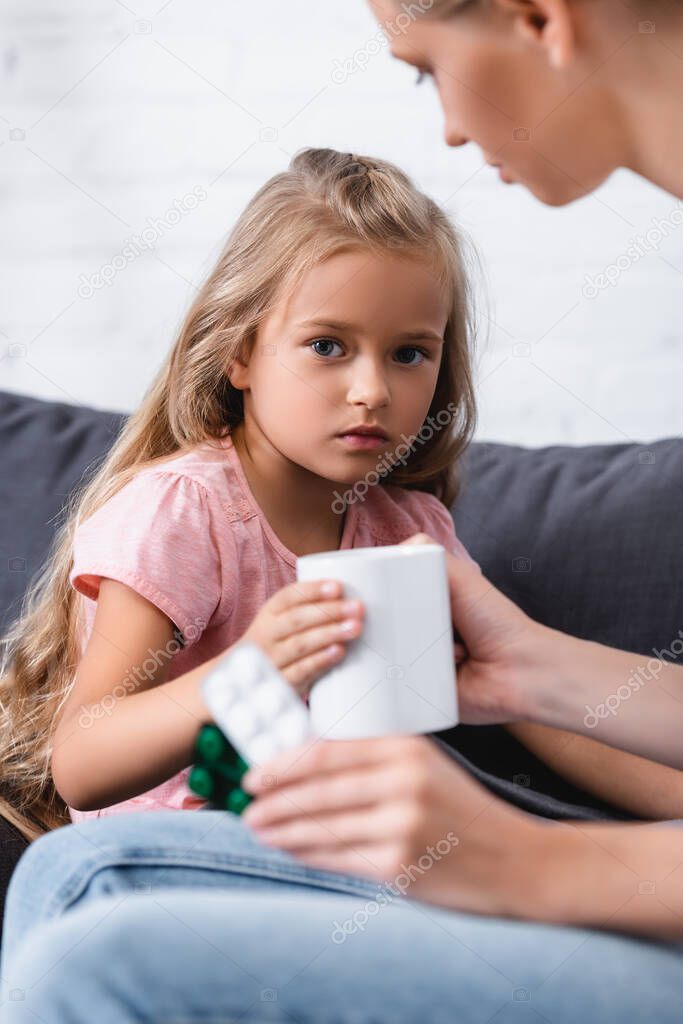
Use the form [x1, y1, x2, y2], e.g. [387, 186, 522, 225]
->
[1, 810, 682, 1023]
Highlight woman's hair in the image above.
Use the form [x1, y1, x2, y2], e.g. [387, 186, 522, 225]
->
[0, 146, 478, 842]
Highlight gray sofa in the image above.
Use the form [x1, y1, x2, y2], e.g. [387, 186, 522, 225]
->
[2, 387, 682, 945]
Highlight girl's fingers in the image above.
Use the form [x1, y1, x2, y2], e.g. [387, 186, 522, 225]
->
[268, 579, 342, 615]
[276, 616, 363, 668]
[453, 642, 467, 664]
[280, 643, 345, 696]
[271, 595, 364, 643]
[243, 764, 396, 827]
[243, 735, 421, 794]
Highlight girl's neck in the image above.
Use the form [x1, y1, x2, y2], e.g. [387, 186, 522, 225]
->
[230, 421, 347, 557]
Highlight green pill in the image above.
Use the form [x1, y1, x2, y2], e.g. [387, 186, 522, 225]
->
[190, 723, 253, 813]
[214, 760, 248, 786]
[195, 724, 229, 764]
[226, 788, 252, 814]
[188, 765, 215, 799]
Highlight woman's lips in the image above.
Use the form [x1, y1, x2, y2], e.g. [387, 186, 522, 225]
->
[488, 161, 514, 184]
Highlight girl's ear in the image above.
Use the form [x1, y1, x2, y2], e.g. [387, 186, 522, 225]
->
[228, 333, 256, 389]
[492, 0, 576, 70]
[227, 356, 249, 390]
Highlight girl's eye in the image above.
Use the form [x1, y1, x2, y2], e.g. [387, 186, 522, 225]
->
[308, 339, 428, 365]
[310, 338, 343, 358]
[395, 346, 428, 366]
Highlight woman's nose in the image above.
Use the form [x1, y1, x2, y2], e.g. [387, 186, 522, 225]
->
[444, 125, 469, 149]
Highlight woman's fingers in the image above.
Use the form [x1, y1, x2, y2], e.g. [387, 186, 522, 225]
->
[453, 641, 467, 664]
[290, 843, 390, 882]
[398, 532, 438, 547]
[243, 763, 398, 827]
[251, 802, 405, 851]
[243, 735, 427, 794]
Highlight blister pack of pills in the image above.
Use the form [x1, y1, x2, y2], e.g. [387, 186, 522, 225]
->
[188, 642, 314, 814]
[200, 641, 313, 763]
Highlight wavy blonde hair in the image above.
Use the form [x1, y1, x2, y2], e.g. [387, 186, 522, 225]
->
[0, 146, 478, 843]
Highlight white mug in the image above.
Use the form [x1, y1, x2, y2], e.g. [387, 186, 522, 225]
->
[296, 543, 458, 739]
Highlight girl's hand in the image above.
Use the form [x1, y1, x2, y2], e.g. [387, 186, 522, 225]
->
[241, 735, 537, 916]
[399, 533, 549, 724]
[240, 580, 364, 700]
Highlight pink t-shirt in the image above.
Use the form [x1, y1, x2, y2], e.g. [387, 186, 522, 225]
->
[67, 432, 473, 822]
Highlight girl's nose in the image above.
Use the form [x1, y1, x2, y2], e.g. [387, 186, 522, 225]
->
[346, 360, 390, 408]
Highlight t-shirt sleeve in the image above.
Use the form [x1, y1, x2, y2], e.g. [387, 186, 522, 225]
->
[412, 491, 479, 569]
[69, 471, 224, 649]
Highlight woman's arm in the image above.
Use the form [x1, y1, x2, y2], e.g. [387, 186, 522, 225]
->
[51, 579, 220, 810]
[241, 734, 683, 941]
[524, 627, 683, 769]
[404, 536, 683, 769]
[506, 721, 683, 819]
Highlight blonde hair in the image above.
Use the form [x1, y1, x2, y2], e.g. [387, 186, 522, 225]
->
[0, 146, 478, 842]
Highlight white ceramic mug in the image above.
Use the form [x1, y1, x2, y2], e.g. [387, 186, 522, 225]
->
[296, 543, 458, 739]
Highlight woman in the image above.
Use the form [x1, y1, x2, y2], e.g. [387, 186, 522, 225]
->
[372, 0, 682, 206]
[2, 0, 682, 1019]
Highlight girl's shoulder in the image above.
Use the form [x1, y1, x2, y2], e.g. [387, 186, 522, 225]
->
[70, 439, 242, 652]
[134, 436, 237, 499]
[73, 437, 244, 584]
[116, 435, 254, 525]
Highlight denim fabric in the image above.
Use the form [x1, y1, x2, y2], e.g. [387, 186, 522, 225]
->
[1, 810, 682, 1023]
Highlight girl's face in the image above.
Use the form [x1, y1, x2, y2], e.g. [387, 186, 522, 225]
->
[229, 248, 449, 486]
[369, 0, 626, 206]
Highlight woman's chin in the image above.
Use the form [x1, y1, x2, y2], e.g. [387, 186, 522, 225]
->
[491, 167, 572, 206]
[524, 167, 613, 207]
[526, 177, 594, 207]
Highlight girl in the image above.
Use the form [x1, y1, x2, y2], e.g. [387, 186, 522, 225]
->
[0, 146, 476, 838]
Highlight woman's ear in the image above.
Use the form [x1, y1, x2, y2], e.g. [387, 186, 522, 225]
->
[492, 0, 576, 70]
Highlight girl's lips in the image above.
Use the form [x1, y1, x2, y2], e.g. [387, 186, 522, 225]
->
[336, 433, 387, 451]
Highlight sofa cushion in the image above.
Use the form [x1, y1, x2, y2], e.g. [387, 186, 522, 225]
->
[454, 438, 682, 653]
[0, 390, 126, 940]
[0, 389, 126, 636]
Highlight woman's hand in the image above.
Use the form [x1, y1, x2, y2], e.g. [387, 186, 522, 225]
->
[400, 534, 550, 724]
[241, 735, 539, 916]
[240, 580, 364, 700]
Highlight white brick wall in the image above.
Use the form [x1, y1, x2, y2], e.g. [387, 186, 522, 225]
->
[1, 0, 681, 445]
